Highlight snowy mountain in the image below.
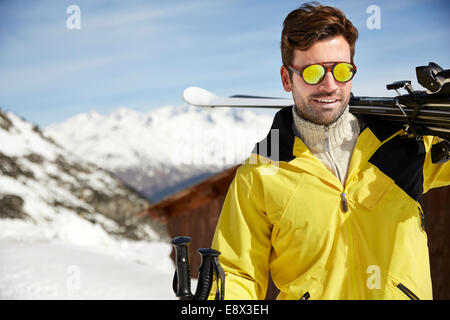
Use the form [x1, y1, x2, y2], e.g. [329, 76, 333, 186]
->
[0, 108, 167, 242]
[0, 108, 177, 299]
[0, 105, 273, 299]
[45, 105, 274, 201]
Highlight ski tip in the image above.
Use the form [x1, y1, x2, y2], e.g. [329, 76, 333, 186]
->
[183, 87, 217, 106]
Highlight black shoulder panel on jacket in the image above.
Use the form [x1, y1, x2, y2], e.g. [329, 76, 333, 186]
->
[252, 106, 296, 162]
[368, 134, 426, 202]
[355, 114, 404, 142]
[357, 114, 426, 201]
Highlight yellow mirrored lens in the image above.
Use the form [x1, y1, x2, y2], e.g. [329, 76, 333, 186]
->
[303, 65, 325, 84]
[333, 63, 354, 82]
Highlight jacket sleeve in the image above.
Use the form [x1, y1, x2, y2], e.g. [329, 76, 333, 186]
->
[423, 136, 450, 193]
[210, 163, 273, 300]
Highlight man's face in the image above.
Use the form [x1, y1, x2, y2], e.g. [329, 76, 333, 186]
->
[281, 35, 353, 126]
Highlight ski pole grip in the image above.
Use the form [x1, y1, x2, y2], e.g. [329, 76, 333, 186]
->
[171, 236, 194, 299]
[194, 248, 221, 300]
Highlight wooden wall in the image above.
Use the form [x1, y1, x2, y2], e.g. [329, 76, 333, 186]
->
[168, 193, 226, 278]
[423, 185, 450, 299]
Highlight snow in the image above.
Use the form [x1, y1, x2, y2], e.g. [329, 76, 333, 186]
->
[1, 103, 271, 300]
[43, 104, 274, 201]
[45, 104, 273, 171]
[0, 240, 174, 299]
[0, 169, 175, 300]
[0, 218, 176, 300]
[0, 113, 59, 160]
[0, 109, 177, 300]
[0, 169, 177, 299]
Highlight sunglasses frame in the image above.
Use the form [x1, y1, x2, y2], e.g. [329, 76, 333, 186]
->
[288, 61, 357, 85]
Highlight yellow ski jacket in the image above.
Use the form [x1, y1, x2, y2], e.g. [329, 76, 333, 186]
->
[211, 107, 450, 300]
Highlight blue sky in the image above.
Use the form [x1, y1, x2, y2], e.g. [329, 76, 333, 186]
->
[1, 0, 449, 127]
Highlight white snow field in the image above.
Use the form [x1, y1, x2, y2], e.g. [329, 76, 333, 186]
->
[0, 219, 176, 300]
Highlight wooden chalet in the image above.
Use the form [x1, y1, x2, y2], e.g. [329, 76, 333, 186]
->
[145, 165, 239, 276]
[144, 165, 450, 299]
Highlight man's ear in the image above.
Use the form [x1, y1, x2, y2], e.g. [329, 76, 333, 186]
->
[280, 65, 292, 92]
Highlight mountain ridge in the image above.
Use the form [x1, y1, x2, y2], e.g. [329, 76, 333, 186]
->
[45, 104, 274, 201]
[0, 108, 168, 242]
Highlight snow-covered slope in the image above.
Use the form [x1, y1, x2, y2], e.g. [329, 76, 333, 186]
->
[0, 104, 273, 300]
[0, 108, 175, 299]
[0, 238, 175, 299]
[0, 109, 166, 241]
[45, 105, 274, 201]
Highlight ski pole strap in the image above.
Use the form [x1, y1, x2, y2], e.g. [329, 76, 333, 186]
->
[394, 99, 419, 138]
[194, 248, 223, 300]
[213, 256, 225, 300]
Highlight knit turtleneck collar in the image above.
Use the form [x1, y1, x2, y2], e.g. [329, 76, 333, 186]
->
[292, 105, 360, 153]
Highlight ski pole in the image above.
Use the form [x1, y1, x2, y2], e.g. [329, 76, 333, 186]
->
[171, 236, 194, 299]
[171, 236, 225, 300]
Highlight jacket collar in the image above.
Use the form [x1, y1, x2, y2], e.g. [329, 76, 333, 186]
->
[253, 106, 404, 161]
[251, 106, 405, 188]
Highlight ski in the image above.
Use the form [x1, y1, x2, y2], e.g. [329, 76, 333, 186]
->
[183, 86, 294, 108]
[183, 62, 450, 145]
[183, 86, 450, 119]
[183, 87, 450, 120]
[183, 86, 450, 138]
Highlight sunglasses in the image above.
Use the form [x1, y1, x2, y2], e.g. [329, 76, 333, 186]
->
[288, 62, 357, 85]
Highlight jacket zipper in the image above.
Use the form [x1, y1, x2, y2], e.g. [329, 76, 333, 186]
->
[397, 283, 420, 300]
[324, 127, 348, 212]
[324, 127, 343, 182]
[341, 192, 349, 212]
[299, 291, 310, 300]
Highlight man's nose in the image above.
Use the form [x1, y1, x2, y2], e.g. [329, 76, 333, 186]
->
[319, 70, 339, 91]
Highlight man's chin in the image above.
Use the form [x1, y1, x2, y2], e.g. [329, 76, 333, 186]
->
[293, 94, 350, 126]
[309, 105, 346, 126]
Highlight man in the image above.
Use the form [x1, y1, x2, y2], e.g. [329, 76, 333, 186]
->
[210, 2, 450, 299]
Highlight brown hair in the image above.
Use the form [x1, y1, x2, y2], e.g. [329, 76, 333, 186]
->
[281, 2, 358, 74]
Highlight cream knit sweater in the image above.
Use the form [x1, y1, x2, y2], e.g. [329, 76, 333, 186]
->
[292, 105, 361, 185]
